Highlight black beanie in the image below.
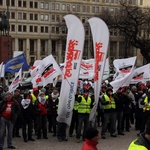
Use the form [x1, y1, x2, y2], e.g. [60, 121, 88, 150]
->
[145, 117, 150, 134]
[85, 128, 99, 140]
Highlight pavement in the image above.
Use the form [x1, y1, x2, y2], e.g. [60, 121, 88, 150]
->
[2, 125, 138, 150]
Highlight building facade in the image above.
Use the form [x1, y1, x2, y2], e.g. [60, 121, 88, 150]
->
[0, 0, 149, 66]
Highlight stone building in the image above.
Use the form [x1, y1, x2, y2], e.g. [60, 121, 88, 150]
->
[0, 0, 149, 66]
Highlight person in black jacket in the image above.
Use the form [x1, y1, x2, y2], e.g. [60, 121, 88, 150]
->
[21, 91, 35, 142]
[0, 91, 19, 150]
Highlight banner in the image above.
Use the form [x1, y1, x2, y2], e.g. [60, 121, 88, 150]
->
[88, 17, 109, 122]
[110, 67, 135, 92]
[79, 59, 94, 79]
[40, 55, 62, 87]
[113, 56, 136, 80]
[57, 14, 85, 125]
[130, 64, 150, 84]
[9, 68, 22, 92]
[5, 53, 29, 73]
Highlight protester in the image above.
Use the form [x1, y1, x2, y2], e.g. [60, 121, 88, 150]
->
[47, 89, 59, 137]
[34, 92, 48, 139]
[128, 117, 150, 150]
[101, 87, 117, 139]
[0, 91, 20, 150]
[21, 91, 35, 142]
[82, 127, 100, 150]
[13, 89, 22, 138]
[76, 92, 94, 143]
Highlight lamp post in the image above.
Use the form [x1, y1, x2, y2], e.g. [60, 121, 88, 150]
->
[6, 0, 11, 84]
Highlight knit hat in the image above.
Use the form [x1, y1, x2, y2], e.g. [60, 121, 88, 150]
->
[145, 117, 150, 134]
[84, 128, 99, 140]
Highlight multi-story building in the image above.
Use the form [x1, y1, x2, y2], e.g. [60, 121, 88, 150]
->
[0, 0, 149, 66]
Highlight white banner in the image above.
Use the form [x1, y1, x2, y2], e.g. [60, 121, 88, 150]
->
[131, 64, 150, 84]
[40, 55, 62, 87]
[114, 56, 136, 80]
[57, 14, 85, 125]
[88, 17, 109, 121]
[9, 68, 22, 93]
[110, 67, 135, 92]
[31, 74, 43, 88]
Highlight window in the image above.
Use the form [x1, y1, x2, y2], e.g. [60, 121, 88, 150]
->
[51, 15, 55, 22]
[96, 7, 99, 13]
[30, 26, 33, 32]
[30, 40, 35, 55]
[140, 0, 143, 5]
[82, 6, 86, 12]
[56, 4, 59, 10]
[0, 0, 2, 5]
[72, 5, 76, 11]
[56, 15, 59, 22]
[66, 4, 70, 11]
[30, 1, 33, 8]
[34, 26, 38, 32]
[18, 25, 22, 32]
[52, 40, 56, 55]
[45, 3, 49, 9]
[18, 0, 22, 7]
[18, 39, 23, 51]
[92, 6, 95, 13]
[35, 2, 38, 8]
[11, 25, 15, 31]
[18, 12, 22, 20]
[41, 40, 45, 55]
[23, 1, 26, 7]
[77, 5, 80, 12]
[40, 14, 44, 21]
[23, 25, 26, 32]
[11, 12, 15, 19]
[62, 4, 66, 11]
[23, 13, 26, 20]
[45, 14, 49, 21]
[51, 3, 55, 10]
[87, 6, 90, 12]
[30, 14, 33, 20]
[34, 14, 38, 20]
[41, 26, 44, 33]
[51, 27, 55, 33]
[56, 27, 59, 34]
[45, 27, 48, 33]
[11, 0, 15, 6]
[40, 2, 44, 9]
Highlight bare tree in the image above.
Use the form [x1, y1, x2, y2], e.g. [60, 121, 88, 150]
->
[100, 2, 150, 63]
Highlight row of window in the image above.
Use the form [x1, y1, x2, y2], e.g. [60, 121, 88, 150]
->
[11, 25, 49, 33]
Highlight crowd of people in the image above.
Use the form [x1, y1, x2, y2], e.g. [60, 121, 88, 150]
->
[0, 78, 150, 150]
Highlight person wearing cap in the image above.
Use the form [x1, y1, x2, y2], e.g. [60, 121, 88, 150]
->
[82, 127, 100, 150]
[76, 92, 94, 143]
[0, 91, 20, 150]
[128, 117, 150, 150]
[12, 89, 22, 138]
[21, 91, 35, 142]
[34, 92, 48, 139]
[101, 87, 117, 139]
